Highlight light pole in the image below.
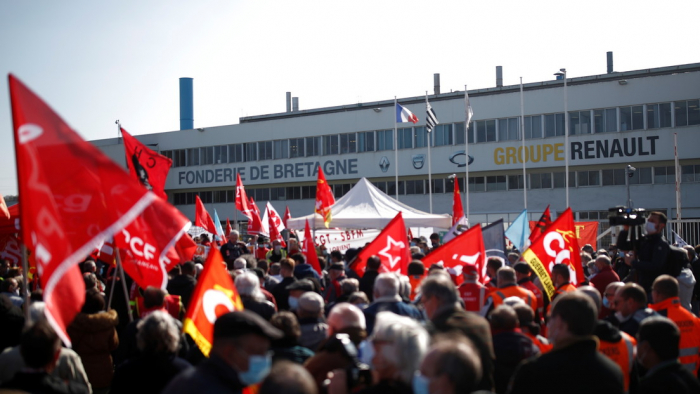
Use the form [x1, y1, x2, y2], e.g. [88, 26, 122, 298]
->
[554, 69, 569, 208]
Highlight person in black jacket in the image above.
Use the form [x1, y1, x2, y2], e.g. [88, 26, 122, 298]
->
[636, 316, 700, 394]
[617, 212, 670, 293]
[236, 272, 276, 321]
[167, 261, 197, 310]
[489, 305, 539, 394]
[358, 255, 381, 302]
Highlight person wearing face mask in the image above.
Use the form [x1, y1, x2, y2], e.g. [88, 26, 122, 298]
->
[413, 336, 482, 394]
[635, 317, 700, 394]
[266, 240, 288, 264]
[590, 255, 621, 300]
[163, 311, 283, 394]
[612, 283, 659, 337]
[617, 212, 670, 295]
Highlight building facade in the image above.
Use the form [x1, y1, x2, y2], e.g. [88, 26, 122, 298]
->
[93, 62, 700, 240]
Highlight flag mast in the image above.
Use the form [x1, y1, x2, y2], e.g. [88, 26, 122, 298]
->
[464, 86, 473, 220]
[394, 97, 399, 200]
[674, 132, 681, 220]
[426, 92, 433, 214]
[520, 77, 527, 210]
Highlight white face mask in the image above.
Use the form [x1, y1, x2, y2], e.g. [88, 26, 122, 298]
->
[274, 245, 281, 252]
[645, 220, 657, 234]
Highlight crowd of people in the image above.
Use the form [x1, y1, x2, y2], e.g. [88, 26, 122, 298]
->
[1, 214, 700, 394]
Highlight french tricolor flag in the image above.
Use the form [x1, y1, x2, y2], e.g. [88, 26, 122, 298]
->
[396, 103, 419, 124]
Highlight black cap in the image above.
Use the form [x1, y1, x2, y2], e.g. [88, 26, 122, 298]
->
[213, 310, 283, 340]
[513, 262, 531, 274]
[329, 262, 345, 271]
[286, 279, 314, 292]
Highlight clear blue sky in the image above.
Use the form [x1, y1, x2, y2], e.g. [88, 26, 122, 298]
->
[1, 0, 698, 195]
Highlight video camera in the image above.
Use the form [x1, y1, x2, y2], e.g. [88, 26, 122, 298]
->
[322, 334, 372, 391]
[608, 206, 647, 226]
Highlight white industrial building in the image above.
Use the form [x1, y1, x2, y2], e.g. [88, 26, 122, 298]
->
[93, 59, 700, 244]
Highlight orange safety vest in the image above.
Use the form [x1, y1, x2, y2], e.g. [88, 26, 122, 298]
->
[409, 275, 425, 301]
[458, 281, 488, 312]
[135, 294, 183, 320]
[598, 331, 636, 393]
[524, 331, 553, 354]
[547, 283, 577, 314]
[491, 283, 537, 311]
[649, 297, 700, 374]
[518, 278, 545, 318]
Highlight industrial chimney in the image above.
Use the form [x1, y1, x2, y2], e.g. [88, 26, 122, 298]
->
[179, 78, 193, 130]
[286, 92, 292, 112]
[607, 51, 614, 74]
[496, 66, 503, 87]
[292, 97, 299, 112]
[434, 73, 440, 95]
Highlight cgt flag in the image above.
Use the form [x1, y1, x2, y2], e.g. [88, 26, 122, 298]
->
[9, 74, 157, 346]
[522, 208, 583, 301]
[351, 212, 410, 276]
[422, 224, 486, 286]
[195, 195, 218, 235]
[315, 166, 335, 228]
[183, 247, 243, 357]
[302, 220, 322, 275]
[121, 128, 172, 200]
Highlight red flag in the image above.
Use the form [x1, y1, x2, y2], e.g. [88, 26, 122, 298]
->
[267, 204, 286, 247]
[165, 231, 198, 266]
[522, 208, 583, 300]
[452, 177, 465, 226]
[249, 197, 261, 218]
[283, 206, 291, 228]
[195, 195, 217, 234]
[114, 197, 193, 289]
[315, 167, 335, 228]
[0, 203, 19, 235]
[422, 225, 486, 286]
[9, 75, 156, 346]
[90, 238, 116, 265]
[0, 234, 21, 267]
[225, 218, 232, 236]
[351, 212, 410, 276]
[302, 220, 322, 275]
[121, 128, 172, 200]
[246, 197, 264, 235]
[183, 247, 243, 357]
[235, 173, 251, 219]
[528, 205, 552, 244]
[575, 221, 599, 250]
[0, 195, 10, 220]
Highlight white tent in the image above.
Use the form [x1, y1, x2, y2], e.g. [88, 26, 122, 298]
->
[286, 178, 452, 230]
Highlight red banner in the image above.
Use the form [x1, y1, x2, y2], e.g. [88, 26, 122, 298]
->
[195, 195, 217, 234]
[452, 178, 464, 226]
[315, 167, 335, 228]
[121, 128, 172, 200]
[302, 220, 322, 275]
[351, 212, 410, 276]
[423, 225, 486, 286]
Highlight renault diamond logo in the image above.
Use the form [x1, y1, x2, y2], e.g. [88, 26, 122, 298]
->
[379, 156, 390, 173]
[412, 154, 425, 169]
[449, 150, 475, 167]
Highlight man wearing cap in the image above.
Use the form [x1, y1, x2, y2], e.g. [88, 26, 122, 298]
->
[297, 292, 328, 351]
[514, 262, 544, 322]
[286, 279, 314, 312]
[324, 263, 346, 304]
[163, 311, 283, 394]
[458, 264, 489, 313]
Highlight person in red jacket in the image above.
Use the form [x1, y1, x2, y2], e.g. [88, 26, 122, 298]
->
[458, 265, 489, 313]
[590, 255, 620, 299]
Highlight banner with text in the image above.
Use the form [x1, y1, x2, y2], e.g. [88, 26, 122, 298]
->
[296, 228, 380, 253]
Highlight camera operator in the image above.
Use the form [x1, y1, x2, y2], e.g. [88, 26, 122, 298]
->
[617, 211, 670, 294]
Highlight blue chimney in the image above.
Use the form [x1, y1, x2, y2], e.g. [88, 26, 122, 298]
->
[179, 78, 193, 130]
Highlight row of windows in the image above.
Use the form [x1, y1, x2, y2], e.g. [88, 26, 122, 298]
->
[160, 99, 700, 168]
[172, 164, 700, 205]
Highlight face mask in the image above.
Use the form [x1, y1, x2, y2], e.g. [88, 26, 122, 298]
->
[603, 297, 611, 308]
[358, 340, 374, 367]
[410, 242, 416, 247]
[274, 245, 281, 252]
[645, 221, 657, 234]
[618, 251, 624, 258]
[589, 266, 598, 275]
[355, 303, 368, 310]
[412, 372, 430, 394]
[288, 296, 299, 310]
[238, 353, 272, 386]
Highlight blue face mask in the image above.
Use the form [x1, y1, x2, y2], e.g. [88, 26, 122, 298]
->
[603, 297, 611, 309]
[358, 340, 374, 367]
[238, 353, 272, 386]
[413, 372, 430, 394]
[288, 296, 299, 310]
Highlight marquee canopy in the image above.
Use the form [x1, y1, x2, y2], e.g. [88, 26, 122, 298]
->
[286, 178, 452, 230]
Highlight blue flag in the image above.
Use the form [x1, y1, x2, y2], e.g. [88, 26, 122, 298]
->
[505, 210, 530, 252]
[213, 209, 226, 242]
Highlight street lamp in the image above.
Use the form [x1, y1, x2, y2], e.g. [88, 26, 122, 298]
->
[554, 68, 569, 208]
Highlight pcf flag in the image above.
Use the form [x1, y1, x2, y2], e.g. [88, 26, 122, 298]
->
[9, 74, 156, 345]
[183, 247, 243, 357]
[505, 210, 530, 252]
[302, 220, 322, 275]
[315, 166, 335, 228]
[195, 195, 217, 234]
[422, 225, 486, 285]
[121, 128, 172, 200]
[351, 212, 410, 276]
[522, 208, 583, 300]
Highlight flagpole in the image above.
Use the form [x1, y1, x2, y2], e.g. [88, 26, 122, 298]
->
[426, 92, 433, 214]
[106, 264, 118, 311]
[115, 252, 134, 323]
[464, 85, 470, 220]
[674, 132, 681, 220]
[394, 97, 399, 200]
[520, 77, 527, 210]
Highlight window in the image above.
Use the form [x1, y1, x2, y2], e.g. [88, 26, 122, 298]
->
[544, 113, 565, 137]
[431, 179, 445, 193]
[605, 108, 617, 132]
[286, 187, 301, 200]
[373, 181, 387, 194]
[681, 165, 700, 182]
[214, 146, 227, 164]
[434, 124, 453, 146]
[619, 106, 644, 131]
[301, 186, 316, 199]
[628, 167, 652, 184]
[340, 133, 357, 154]
[553, 172, 575, 188]
[404, 180, 424, 195]
[469, 177, 485, 192]
[323, 135, 339, 155]
[258, 141, 273, 160]
[186, 148, 200, 166]
[476, 120, 496, 142]
[173, 149, 186, 167]
[377, 130, 393, 151]
[524, 115, 542, 139]
[647, 103, 672, 129]
[245, 143, 257, 161]
[162, 150, 173, 160]
[414, 127, 428, 148]
[397, 128, 412, 149]
[654, 166, 675, 184]
[214, 190, 227, 203]
[498, 118, 519, 141]
[675, 100, 700, 127]
[229, 144, 244, 163]
[602, 169, 626, 186]
[253, 188, 269, 201]
[529, 173, 552, 189]
[508, 175, 525, 190]
[455, 122, 474, 144]
[577, 170, 600, 187]
[306, 136, 321, 157]
[358, 131, 375, 152]
[274, 140, 289, 159]
[486, 176, 506, 191]
[270, 187, 286, 201]
[226, 190, 234, 202]
[289, 138, 305, 158]
[333, 183, 351, 198]
[387, 181, 398, 196]
[201, 146, 214, 165]
[199, 191, 213, 204]
[569, 111, 591, 135]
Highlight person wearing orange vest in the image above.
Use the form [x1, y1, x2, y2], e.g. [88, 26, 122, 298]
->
[578, 285, 638, 394]
[649, 274, 700, 375]
[512, 303, 552, 355]
[547, 264, 577, 315]
[458, 264, 489, 313]
[488, 267, 537, 313]
[514, 262, 545, 322]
